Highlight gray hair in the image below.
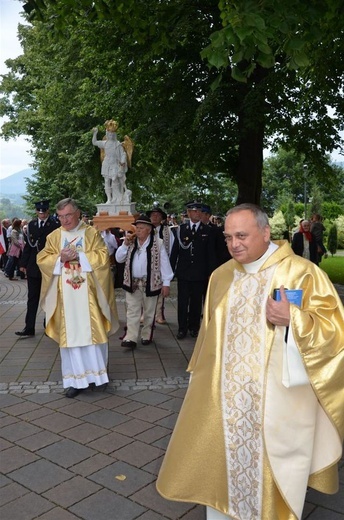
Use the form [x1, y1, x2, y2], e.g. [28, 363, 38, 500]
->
[56, 198, 79, 211]
[226, 204, 269, 229]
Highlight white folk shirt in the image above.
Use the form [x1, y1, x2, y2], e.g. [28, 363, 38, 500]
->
[101, 230, 118, 256]
[116, 236, 173, 286]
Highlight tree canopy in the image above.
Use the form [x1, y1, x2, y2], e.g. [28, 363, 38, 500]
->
[262, 149, 344, 216]
[1, 0, 343, 210]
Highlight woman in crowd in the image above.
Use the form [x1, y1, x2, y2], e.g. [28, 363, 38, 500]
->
[292, 219, 318, 264]
[4, 219, 24, 280]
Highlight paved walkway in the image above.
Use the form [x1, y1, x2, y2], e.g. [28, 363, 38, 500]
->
[1, 273, 343, 519]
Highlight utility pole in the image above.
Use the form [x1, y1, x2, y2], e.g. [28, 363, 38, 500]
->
[303, 164, 308, 219]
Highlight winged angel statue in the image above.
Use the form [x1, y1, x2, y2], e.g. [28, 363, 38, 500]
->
[92, 120, 134, 204]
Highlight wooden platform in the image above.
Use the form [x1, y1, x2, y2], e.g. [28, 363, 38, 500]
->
[92, 211, 137, 231]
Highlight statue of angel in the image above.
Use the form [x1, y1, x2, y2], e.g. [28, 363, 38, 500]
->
[92, 120, 134, 204]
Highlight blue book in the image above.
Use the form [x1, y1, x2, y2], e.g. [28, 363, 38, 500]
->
[273, 289, 303, 307]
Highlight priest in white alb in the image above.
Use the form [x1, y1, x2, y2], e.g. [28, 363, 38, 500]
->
[156, 203, 344, 520]
[37, 198, 119, 398]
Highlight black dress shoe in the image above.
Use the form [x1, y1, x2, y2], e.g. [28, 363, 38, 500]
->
[15, 329, 35, 337]
[189, 330, 199, 338]
[176, 331, 187, 339]
[66, 387, 83, 398]
[141, 339, 152, 345]
[121, 340, 137, 348]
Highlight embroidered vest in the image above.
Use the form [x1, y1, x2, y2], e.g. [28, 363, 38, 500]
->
[158, 225, 171, 256]
[122, 233, 162, 296]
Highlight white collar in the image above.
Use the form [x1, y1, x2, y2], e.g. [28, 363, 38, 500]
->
[243, 242, 279, 274]
[137, 236, 150, 249]
[190, 221, 200, 230]
[63, 221, 83, 233]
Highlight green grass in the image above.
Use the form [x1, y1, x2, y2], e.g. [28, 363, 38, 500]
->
[319, 252, 344, 284]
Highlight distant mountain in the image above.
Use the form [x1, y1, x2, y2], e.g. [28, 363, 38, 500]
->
[0, 169, 36, 198]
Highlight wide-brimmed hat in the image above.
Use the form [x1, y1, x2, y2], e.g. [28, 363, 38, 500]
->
[132, 214, 155, 227]
[185, 200, 202, 210]
[34, 200, 50, 213]
[146, 207, 167, 220]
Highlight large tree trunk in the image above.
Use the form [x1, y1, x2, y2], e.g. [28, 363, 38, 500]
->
[234, 66, 267, 206]
[236, 123, 264, 205]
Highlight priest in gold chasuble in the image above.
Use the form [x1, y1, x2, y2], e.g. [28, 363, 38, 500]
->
[37, 198, 119, 398]
[156, 204, 344, 520]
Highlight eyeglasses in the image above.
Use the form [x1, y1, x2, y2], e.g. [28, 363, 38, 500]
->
[57, 210, 77, 221]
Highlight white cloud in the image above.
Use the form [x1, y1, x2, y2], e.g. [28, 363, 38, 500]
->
[0, 137, 33, 177]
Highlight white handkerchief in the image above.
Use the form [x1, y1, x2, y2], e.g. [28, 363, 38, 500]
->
[78, 252, 92, 272]
[282, 327, 309, 388]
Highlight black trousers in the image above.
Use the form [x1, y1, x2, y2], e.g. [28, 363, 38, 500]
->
[25, 275, 42, 331]
[1, 253, 8, 270]
[177, 279, 204, 333]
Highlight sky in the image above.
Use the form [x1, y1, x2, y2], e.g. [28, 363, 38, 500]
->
[0, 1, 343, 183]
[0, 0, 32, 181]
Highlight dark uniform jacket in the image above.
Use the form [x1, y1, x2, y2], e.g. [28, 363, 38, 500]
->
[20, 217, 60, 277]
[170, 222, 217, 281]
[213, 224, 231, 266]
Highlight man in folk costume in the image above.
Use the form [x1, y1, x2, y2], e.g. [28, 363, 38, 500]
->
[115, 214, 174, 348]
[147, 206, 175, 324]
[157, 204, 344, 520]
[37, 198, 119, 398]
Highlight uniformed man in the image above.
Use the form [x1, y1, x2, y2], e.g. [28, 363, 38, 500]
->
[15, 200, 60, 338]
[170, 201, 217, 339]
[200, 204, 214, 226]
[200, 204, 231, 302]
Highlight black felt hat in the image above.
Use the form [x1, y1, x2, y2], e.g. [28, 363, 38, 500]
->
[146, 207, 167, 220]
[34, 200, 50, 213]
[132, 214, 155, 227]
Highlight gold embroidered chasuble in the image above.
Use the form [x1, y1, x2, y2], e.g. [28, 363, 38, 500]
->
[156, 241, 344, 520]
[37, 222, 119, 347]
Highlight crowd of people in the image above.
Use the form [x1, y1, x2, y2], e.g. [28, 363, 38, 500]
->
[0, 206, 335, 343]
[1, 217, 28, 280]
[0, 205, 335, 349]
[1, 199, 232, 381]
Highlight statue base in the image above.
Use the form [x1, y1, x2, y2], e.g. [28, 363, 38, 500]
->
[92, 202, 138, 231]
